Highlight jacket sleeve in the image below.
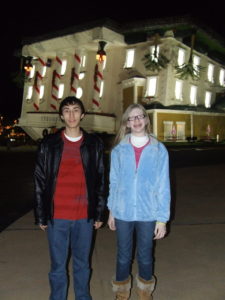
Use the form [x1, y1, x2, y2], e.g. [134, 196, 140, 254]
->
[155, 143, 171, 223]
[33, 141, 47, 225]
[94, 139, 107, 221]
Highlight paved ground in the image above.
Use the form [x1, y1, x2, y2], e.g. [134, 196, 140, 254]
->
[0, 147, 225, 299]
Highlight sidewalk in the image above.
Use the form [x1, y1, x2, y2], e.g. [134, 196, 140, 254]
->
[0, 211, 225, 300]
[1, 164, 225, 299]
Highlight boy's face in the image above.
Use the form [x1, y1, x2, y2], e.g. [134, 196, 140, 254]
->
[60, 104, 84, 129]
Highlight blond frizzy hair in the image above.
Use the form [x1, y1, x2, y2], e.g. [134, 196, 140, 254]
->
[113, 103, 151, 147]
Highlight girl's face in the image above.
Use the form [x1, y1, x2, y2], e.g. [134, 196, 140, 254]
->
[127, 108, 148, 136]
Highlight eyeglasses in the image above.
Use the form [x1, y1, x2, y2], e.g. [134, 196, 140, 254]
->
[127, 114, 146, 122]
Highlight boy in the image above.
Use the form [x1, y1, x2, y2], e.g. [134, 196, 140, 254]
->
[34, 96, 106, 300]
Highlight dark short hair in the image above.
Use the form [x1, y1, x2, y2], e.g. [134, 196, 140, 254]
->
[59, 96, 85, 116]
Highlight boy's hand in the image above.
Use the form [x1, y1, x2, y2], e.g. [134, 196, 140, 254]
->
[39, 225, 48, 231]
[94, 221, 103, 229]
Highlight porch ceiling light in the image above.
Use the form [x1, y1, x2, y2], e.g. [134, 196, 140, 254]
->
[24, 56, 33, 72]
[96, 41, 107, 62]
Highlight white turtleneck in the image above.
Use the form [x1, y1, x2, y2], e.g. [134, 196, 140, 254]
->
[130, 135, 149, 148]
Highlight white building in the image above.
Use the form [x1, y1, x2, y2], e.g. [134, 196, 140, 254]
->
[18, 17, 225, 141]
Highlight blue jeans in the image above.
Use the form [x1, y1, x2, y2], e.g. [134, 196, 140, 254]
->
[47, 219, 94, 300]
[115, 219, 155, 281]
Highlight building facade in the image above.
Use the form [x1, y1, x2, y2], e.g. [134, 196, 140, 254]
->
[18, 18, 225, 141]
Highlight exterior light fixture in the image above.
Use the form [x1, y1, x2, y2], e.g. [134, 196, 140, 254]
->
[24, 56, 33, 72]
[96, 41, 107, 62]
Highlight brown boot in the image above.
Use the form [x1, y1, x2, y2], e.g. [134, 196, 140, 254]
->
[112, 276, 131, 300]
[136, 275, 156, 300]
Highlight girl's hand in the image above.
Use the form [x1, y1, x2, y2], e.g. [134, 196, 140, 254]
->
[108, 213, 116, 231]
[154, 222, 166, 240]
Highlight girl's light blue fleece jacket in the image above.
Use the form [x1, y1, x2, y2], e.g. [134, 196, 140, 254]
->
[107, 134, 171, 222]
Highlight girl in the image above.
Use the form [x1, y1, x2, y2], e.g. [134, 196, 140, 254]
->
[107, 104, 171, 300]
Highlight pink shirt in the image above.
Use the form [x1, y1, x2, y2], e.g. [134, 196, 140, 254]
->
[131, 140, 150, 168]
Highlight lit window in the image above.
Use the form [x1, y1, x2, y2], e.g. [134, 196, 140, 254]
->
[79, 72, 85, 80]
[124, 49, 135, 68]
[177, 48, 185, 66]
[58, 84, 64, 99]
[219, 69, 225, 86]
[150, 45, 160, 62]
[190, 85, 197, 105]
[146, 76, 157, 97]
[28, 65, 35, 79]
[175, 80, 183, 100]
[193, 55, 200, 68]
[207, 63, 214, 82]
[176, 122, 186, 140]
[41, 66, 47, 77]
[205, 91, 212, 108]
[60, 60, 67, 75]
[40, 85, 45, 99]
[100, 81, 104, 98]
[81, 55, 86, 68]
[76, 87, 83, 99]
[26, 86, 33, 99]
[163, 121, 173, 140]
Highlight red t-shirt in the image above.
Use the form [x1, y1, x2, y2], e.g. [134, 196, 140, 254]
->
[53, 133, 88, 220]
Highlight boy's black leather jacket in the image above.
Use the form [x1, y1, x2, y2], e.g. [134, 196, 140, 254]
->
[34, 128, 106, 225]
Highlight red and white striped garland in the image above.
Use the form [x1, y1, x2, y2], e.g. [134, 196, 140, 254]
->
[33, 57, 46, 111]
[92, 61, 103, 110]
[70, 50, 82, 96]
[50, 56, 62, 110]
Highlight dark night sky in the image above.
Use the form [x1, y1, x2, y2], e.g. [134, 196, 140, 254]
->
[1, 0, 225, 120]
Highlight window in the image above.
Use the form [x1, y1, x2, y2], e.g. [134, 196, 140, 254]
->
[193, 55, 200, 68]
[39, 85, 45, 99]
[175, 80, 183, 100]
[100, 81, 104, 98]
[76, 87, 83, 99]
[60, 60, 67, 75]
[205, 91, 212, 108]
[79, 72, 85, 80]
[28, 65, 35, 79]
[58, 84, 64, 99]
[207, 63, 214, 82]
[150, 45, 160, 62]
[163, 121, 173, 140]
[146, 76, 157, 97]
[41, 66, 47, 77]
[219, 69, 225, 86]
[177, 48, 185, 66]
[190, 85, 197, 105]
[124, 49, 135, 68]
[26, 86, 33, 99]
[81, 55, 86, 68]
[176, 122, 186, 140]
